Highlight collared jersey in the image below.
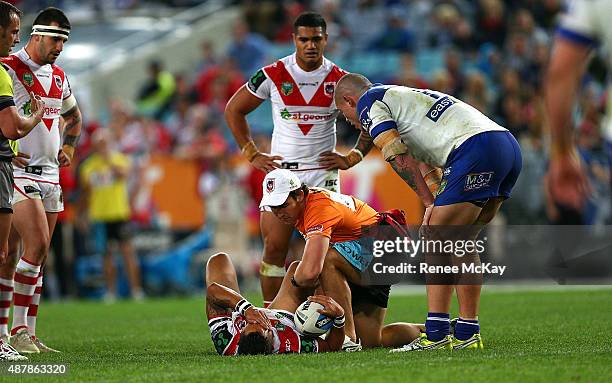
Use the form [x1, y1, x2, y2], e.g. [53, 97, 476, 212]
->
[1, 48, 74, 182]
[358, 85, 507, 167]
[246, 54, 346, 170]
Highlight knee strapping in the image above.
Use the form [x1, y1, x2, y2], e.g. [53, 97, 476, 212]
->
[260, 261, 286, 277]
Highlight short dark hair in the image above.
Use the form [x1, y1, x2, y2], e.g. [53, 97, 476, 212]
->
[33, 7, 70, 30]
[237, 332, 273, 355]
[293, 12, 326, 33]
[288, 184, 309, 200]
[0, 1, 21, 29]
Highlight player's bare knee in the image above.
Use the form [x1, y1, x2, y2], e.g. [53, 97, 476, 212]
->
[262, 240, 289, 266]
[207, 252, 230, 269]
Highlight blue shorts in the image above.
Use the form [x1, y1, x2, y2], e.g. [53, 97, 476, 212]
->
[434, 131, 522, 206]
[332, 240, 372, 272]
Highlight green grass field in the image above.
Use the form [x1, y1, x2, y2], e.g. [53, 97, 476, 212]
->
[2, 287, 611, 382]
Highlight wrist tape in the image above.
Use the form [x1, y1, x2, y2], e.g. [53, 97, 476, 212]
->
[235, 299, 253, 316]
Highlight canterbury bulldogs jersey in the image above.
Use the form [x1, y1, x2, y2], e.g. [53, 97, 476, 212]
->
[208, 308, 319, 356]
[246, 54, 346, 170]
[358, 85, 507, 167]
[1, 48, 74, 183]
[557, 0, 612, 140]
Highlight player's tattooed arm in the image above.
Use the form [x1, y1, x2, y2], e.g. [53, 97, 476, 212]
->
[206, 283, 245, 310]
[389, 154, 435, 207]
[62, 105, 82, 148]
[206, 299, 232, 319]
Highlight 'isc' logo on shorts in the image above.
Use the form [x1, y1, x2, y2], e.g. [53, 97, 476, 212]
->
[464, 172, 493, 191]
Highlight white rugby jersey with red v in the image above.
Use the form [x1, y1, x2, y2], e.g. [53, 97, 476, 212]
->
[1, 48, 73, 183]
[246, 54, 346, 170]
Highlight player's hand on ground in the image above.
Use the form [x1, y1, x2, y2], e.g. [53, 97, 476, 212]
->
[58, 148, 71, 167]
[318, 151, 350, 170]
[251, 153, 282, 173]
[12, 152, 30, 168]
[547, 153, 591, 211]
[244, 306, 272, 329]
[308, 295, 344, 319]
[29, 92, 45, 122]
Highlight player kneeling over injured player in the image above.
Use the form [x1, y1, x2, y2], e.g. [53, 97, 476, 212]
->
[206, 252, 345, 355]
[259, 169, 423, 348]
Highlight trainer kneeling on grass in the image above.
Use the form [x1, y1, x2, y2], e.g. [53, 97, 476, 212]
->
[259, 169, 423, 349]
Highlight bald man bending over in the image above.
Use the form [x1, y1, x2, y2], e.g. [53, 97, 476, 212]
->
[334, 73, 522, 352]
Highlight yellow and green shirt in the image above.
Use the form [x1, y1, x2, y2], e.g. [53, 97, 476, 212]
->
[0, 63, 16, 159]
[79, 152, 131, 222]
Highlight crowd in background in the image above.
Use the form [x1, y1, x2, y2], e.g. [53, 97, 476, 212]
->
[33, 0, 611, 298]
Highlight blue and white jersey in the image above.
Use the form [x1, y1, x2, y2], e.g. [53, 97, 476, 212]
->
[557, 0, 612, 141]
[358, 85, 506, 167]
[557, 0, 610, 51]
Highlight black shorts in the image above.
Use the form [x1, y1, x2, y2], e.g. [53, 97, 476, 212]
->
[93, 220, 132, 252]
[348, 282, 390, 309]
[0, 160, 13, 213]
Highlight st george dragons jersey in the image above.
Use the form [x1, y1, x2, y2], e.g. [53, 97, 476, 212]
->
[246, 54, 346, 170]
[556, 0, 612, 140]
[1, 48, 74, 183]
[358, 85, 507, 168]
[208, 308, 319, 356]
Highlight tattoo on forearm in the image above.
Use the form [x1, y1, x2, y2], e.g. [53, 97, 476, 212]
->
[206, 302, 231, 318]
[390, 157, 418, 190]
[356, 131, 374, 156]
[63, 134, 80, 147]
[63, 109, 81, 134]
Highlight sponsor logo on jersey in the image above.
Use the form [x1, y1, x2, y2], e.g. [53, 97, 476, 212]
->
[359, 107, 372, 130]
[21, 100, 31, 116]
[44, 106, 62, 116]
[53, 75, 62, 90]
[266, 178, 275, 193]
[279, 108, 333, 122]
[305, 225, 323, 234]
[248, 70, 266, 93]
[281, 81, 294, 96]
[324, 81, 335, 97]
[426, 96, 455, 122]
[23, 185, 41, 195]
[22, 72, 33, 87]
[324, 179, 338, 189]
[298, 82, 318, 87]
[464, 171, 494, 191]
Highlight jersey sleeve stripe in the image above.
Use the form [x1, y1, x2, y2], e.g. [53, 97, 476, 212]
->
[370, 120, 398, 139]
[244, 82, 266, 100]
[556, 27, 598, 47]
[0, 96, 15, 111]
[207, 316, 229, 327]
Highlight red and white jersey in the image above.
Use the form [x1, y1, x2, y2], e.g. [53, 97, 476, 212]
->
[1, 48, 74, 183]
[208, 308, 319, 356]
[246, 54, 347, 170]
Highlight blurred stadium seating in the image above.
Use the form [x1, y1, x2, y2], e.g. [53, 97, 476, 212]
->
[12, 0, 608, 299]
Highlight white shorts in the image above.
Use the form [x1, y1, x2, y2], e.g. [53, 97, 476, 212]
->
[13, 178, 64, 213]
[261, 168, 339, 212]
